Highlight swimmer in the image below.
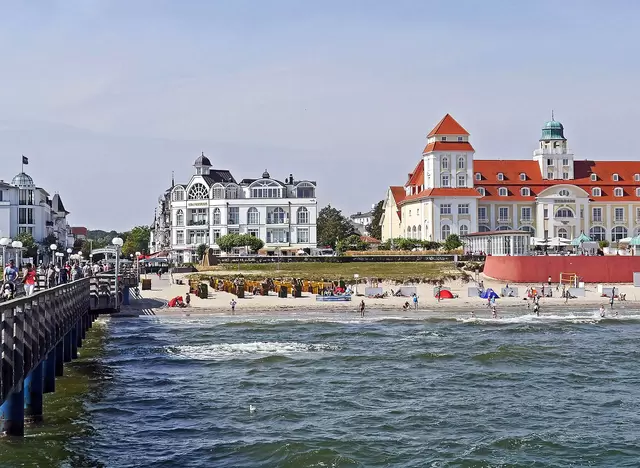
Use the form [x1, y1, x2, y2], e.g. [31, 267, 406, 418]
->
[599, 305, 605, 318]
[491, 305, 497, 319]
[533, 302, 540, 317]
[470, 311, 476, 318]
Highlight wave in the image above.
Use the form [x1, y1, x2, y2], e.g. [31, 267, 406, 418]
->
[413, 351, 455, 360]
[457, 312, 640, 325]
[167, 342, 341, 360]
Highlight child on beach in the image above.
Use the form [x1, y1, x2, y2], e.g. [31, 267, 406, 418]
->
[230, 299, 237, 313]
[185, 292, 190, 307]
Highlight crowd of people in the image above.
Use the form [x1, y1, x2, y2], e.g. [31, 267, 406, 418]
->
[2, 259, 114, 298]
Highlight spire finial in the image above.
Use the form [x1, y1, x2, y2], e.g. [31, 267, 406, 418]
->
[201, 151, 205, 156]
[551, 109, 554, 120]
[171, 171, 175, 188]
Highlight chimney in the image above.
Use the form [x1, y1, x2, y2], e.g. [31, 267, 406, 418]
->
[289, 173, 294, 184]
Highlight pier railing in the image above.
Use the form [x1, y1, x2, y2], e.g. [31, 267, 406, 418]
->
[1, 278, 90, 409]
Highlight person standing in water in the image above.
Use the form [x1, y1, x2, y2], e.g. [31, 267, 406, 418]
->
[359, 300, 365, 317]
[491, 304, 497, 319]
[599, 305, 605, 318]
[230, 298, 237, 313]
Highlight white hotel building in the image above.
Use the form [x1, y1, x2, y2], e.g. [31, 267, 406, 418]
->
[382, 114, 640, 243]
[155, 153, 318, 263]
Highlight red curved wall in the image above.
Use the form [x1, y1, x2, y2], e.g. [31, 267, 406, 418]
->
[484, 256, 640, 283]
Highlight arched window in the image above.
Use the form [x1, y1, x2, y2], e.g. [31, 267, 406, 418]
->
[592, 187, 601, 197]
[612, 226, 628, 242]
[496, 225, 512, 231]
[296, 182, 315, 198]
[520, 187, 530, 196]
[555, 208, 574, 218]
[176, 209, 184, 226]
[635, 174, 640, 182]
[188, 183, 208, 200]
[212, 208, 221, 225]
[497, 172, 504, 181]
[498, 187, 508, 196]
[212, 184, 225, 199]
[557, 227, 569, 239]
[613, 173, 619, 181]
[457, 157, 465, 169]
[590, 226, 606, 241]
[614, 187, 623, 197]
[559, 189, 570, 197]
[520, 225, 535, 236]
[411, 226, 416, 238]
[297, 207, 309, 224]
[459, 224, 469, 236]
[172, 189, 185, 201]
[636, 188, 640, 197]
[479, 225, 491, 232]
[591, 173, 598, 181]
[251, 180, 282, 198]
[519, 173, 527, 181]
[247, 207, 260, 225]
[225, 185, 239, 199]
[441, 224, 451, 239]
[442, 157, 449, 170]
[477, 187, 486, 196]
[271, 207, 285, 224]
[417, 225, 422, 239]
[475, 172, 482, 181]
[405, 227, 411, 239]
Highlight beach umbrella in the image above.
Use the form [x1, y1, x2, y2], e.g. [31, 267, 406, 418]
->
[571, 232, 591, 246]
[629, 235, 640, 246]
[618, 237, 633, 244]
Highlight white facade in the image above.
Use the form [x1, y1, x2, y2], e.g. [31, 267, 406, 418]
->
[0, 172, 72, 249]
[161, 154, 318, 263]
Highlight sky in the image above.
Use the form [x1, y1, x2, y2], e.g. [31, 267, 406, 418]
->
[1, 0, 639, 231]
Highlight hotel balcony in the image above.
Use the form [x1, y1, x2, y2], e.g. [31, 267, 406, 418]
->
[592, 218, 604, 225]
[478, 217, 489, 223]
[614, 218, 626, 224]
[266, 217, 290, 225]
[187, 219, 208, 226]
[520, 217, 533, 223]
[497, 217, 511, 223]
[533, 147, 573, 156]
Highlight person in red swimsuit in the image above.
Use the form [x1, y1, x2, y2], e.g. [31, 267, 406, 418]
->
[23, 263, 37, 296]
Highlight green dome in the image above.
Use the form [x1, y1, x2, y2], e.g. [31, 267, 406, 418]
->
[540, 119, 565, 140]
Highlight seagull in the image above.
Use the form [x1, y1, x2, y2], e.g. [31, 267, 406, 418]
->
[249, 405, 257, 413]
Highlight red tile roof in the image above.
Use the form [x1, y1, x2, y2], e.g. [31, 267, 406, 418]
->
[390, 186, 405, 205]
[360, 235, 381, 244]
[427, 114, 469, 137]
[423, 141, 475, 153]
[71, 226, 88, 236]
[399, 187, 482, 204]
[406, 160, 424, 186]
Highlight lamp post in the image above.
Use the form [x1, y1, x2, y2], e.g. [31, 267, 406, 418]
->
[135, 251, 141, 283]
[0, 237, 11, 268]
[50, 244, 57, 266]
[12, 241, 23, 268]
[353, 273, 360, 296]
[112, 237, 123, 310]
[66, 247, 72, 264]
[55, 252, 64, 268]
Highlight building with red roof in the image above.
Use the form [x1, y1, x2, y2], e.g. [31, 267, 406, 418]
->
[382, 114, 640, 242]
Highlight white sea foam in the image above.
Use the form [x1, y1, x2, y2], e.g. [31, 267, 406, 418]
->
[170, 342, 340, 360]
[457, 312, 640, 324]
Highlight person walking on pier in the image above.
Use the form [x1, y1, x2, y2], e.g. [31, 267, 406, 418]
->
[22, 263, 37, 296]
[46, 264, 56, 288]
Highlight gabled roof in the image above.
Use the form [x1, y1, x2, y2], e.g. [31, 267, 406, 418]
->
[399, 187, 482, 204]
[427, 114, 469, 137]
[406, 160, 424, 186]
[202, 170, 236, 185]
[390, 186, 405, 205]
[52, 194, 68, 214]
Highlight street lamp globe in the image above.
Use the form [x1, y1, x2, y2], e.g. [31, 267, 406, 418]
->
[112, 237, 124, 247]
[12, 241, 23, 249]
[50, 244, 57, 251]
[135, 251, 141, 256]
[67, 248, 72, 254]
[0, 237, 11, 246]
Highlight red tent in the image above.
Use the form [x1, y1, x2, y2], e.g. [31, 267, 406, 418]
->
[168, 296, 183, 307]
[435, 289, 454, 299]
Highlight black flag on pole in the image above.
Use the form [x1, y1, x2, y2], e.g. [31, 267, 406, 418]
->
[22, 155, 29, 165]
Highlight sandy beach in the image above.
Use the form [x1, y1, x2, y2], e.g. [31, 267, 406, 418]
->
[125, 272, 640, 316]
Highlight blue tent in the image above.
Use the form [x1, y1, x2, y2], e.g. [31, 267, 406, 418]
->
[480, 288, 499, 300]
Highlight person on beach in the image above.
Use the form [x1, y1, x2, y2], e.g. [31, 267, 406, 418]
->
[548, 276, 552, 286]
[412, 293, 418, 310]
[599, 305, 605, 318]
[470, 311, 476, 318]
[402, 301, 410, 311]
[533, 301, 540, 316]
[491, 304, 497, 319]
[359, 300, 365, 317]
[185, 292, 191, 307]
[230, 298, 237, 313]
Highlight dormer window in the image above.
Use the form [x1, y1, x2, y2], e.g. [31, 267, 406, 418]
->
[591, 174, 597, 181]
[613, 173, 620, 181]
[614, 187, 624, 197]
[475, 172, 482, 181]
[457, 136, 463, 142]
[592, 187, 601, 197]
[519, 173, 526, 181]
[498, 187, 508, 197]
[497, 173, 504, 181]
[559, 189, 570, 197]
[441, 136, 447, 141]
[477, 187, 485, 196]
[521, 187, 530, 196]
[635, 174, 640, 182]
[636, 188, 640, 197]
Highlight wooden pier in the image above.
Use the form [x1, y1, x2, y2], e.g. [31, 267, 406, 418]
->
[0, 271, 137, 436]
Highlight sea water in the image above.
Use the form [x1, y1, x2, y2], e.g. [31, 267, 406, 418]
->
[3, 307, 640, 467]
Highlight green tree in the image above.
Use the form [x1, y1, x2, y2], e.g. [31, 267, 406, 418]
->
[16, 232, 38, 260]
[121, 226, 151, 257]
[238, 234, 264, 252]
[367, 200, 384, 240]
[217, 234, 240, 253]
[196, 243, 208, 260]
[317, 205, 355, 248]
[443, 234, 462, 251]
[336, 234, 368, 253]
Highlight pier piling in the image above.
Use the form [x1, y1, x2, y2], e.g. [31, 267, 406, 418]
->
[44, 352, 56, 393]
[24, 362, 44, 423]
